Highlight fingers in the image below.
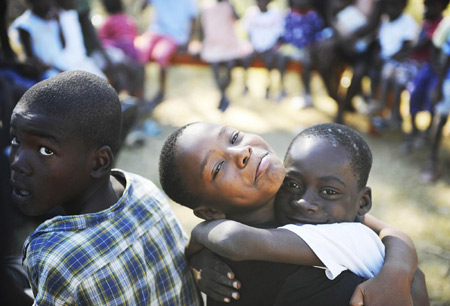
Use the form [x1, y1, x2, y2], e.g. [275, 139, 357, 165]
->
[190, 249, 241, 302]
[349, 285, 364, 306]
[196, 268, 240, 302]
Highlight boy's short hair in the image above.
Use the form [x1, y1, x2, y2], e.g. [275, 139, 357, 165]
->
[287, 123, 372, 190]
[159, 123, 202, 209]
[18, 70, 122, 153]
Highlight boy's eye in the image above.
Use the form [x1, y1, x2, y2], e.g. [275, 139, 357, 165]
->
[231, 131, 240, 144]
[11, 137, 19, 146]
[39, 147, 54, 156]
[213, 161, 224, 179]
[321, 189, 338, 196]
[282, 179, 302, 191]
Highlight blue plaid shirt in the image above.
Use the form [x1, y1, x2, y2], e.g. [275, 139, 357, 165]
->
[23, 170, 202, 306]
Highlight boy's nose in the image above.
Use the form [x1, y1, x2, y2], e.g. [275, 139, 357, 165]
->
[229, 145, 252, 168]
[10, 150, 32, 176]
[292, 193, 319, 213]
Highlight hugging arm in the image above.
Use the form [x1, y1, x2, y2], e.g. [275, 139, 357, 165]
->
[189, 217, 428, 305]
[189, 219, 322, 266]
[351, 214, 429, 306]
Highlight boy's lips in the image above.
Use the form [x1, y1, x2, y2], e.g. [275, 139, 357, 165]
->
[286, 216, 329, 225]
[255, 153, 270, 183]
[10, 180, 32, 203]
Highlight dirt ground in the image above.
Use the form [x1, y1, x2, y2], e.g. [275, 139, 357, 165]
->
[115, 64, 450, 305]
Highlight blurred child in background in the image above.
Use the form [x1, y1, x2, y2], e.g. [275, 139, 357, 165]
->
[370, 0, 419, 130]
[98, 0, 147, 106]
[421, 7, 450, 182]
[200, 0, 252, 111]
[323, 0, 382, 123]
[10, 0, 105, 79]
[277, 0, 325, 108]
[402, 0, 448, 152]
[241, 0, 284, 99]
[138, 0, 198, 105]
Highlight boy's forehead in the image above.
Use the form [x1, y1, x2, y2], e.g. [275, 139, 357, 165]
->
[287, 137, 348, 163]
[12, 105, 76, 139]
[179, 123, 225, 148]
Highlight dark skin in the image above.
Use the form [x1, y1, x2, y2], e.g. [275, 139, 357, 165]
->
[9, 103, 124, 217]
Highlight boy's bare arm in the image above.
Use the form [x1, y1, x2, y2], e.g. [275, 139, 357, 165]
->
[363, 214, 417, 276]
[191, 219, 322, 266]
[351, 214, 427, 306]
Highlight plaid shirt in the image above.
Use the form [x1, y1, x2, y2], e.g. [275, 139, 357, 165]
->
[23, 170, 202, 306]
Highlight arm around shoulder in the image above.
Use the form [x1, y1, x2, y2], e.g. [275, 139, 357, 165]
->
[191, 219, 321, 265]
[351, 214, 428, 306]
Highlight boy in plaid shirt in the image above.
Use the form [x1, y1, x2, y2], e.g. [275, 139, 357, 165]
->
[9, 71, 202, 305]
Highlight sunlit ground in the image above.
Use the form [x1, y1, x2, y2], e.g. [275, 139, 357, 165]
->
[116, 64, 450, 305]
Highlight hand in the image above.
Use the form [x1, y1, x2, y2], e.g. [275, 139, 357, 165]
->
[190, 249, 241, 303]
[349, 268, 413, 306]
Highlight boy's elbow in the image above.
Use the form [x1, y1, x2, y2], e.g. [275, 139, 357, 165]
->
[209, 223, 250, 261]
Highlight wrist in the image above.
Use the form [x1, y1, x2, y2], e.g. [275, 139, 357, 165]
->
[380, 262, 415, 284]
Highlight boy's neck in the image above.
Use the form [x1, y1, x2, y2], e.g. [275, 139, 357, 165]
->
[64, 174, 125, 215]
[226, 200, 278, 227]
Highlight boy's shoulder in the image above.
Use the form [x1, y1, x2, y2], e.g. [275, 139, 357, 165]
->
[23, 170, 165, 259]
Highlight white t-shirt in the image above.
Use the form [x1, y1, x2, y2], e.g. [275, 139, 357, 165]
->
[10, 9, 105, 79]
[378, 13, 419, 59]
[336, 5, 368, 35]
[280, 222, 385, 280]
[242, 6, 284, 53]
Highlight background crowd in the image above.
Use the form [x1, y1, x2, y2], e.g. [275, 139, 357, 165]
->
[1, 0, 450, 304]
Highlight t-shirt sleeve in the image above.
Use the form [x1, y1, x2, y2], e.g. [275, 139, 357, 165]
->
[279, 223, 385, 280]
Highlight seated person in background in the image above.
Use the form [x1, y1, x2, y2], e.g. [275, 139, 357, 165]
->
[421, 12, 450, 182]
[370, 0, 419, 130]
[9, 0, 106, 79]
[9, 71, 202, 305]
[159, 121, 428, 305]
[200, 0, 252, 112]
[277, 0, 326, 108]
[321, 0, 382, 123]
[0, 0, 41, 147]
[98, 0, 147, 107]
[241, 0, 284, 99]
[137, 0, 198, 105]
[402, 0, 448, 152]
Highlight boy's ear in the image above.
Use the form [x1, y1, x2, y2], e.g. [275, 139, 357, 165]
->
[193, 206, 226, 221]
[91, 145, 114, 179]
[357, 186, 372, 216]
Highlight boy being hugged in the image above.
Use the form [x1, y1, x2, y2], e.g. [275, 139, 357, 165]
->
[9, 71, 201, 305]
